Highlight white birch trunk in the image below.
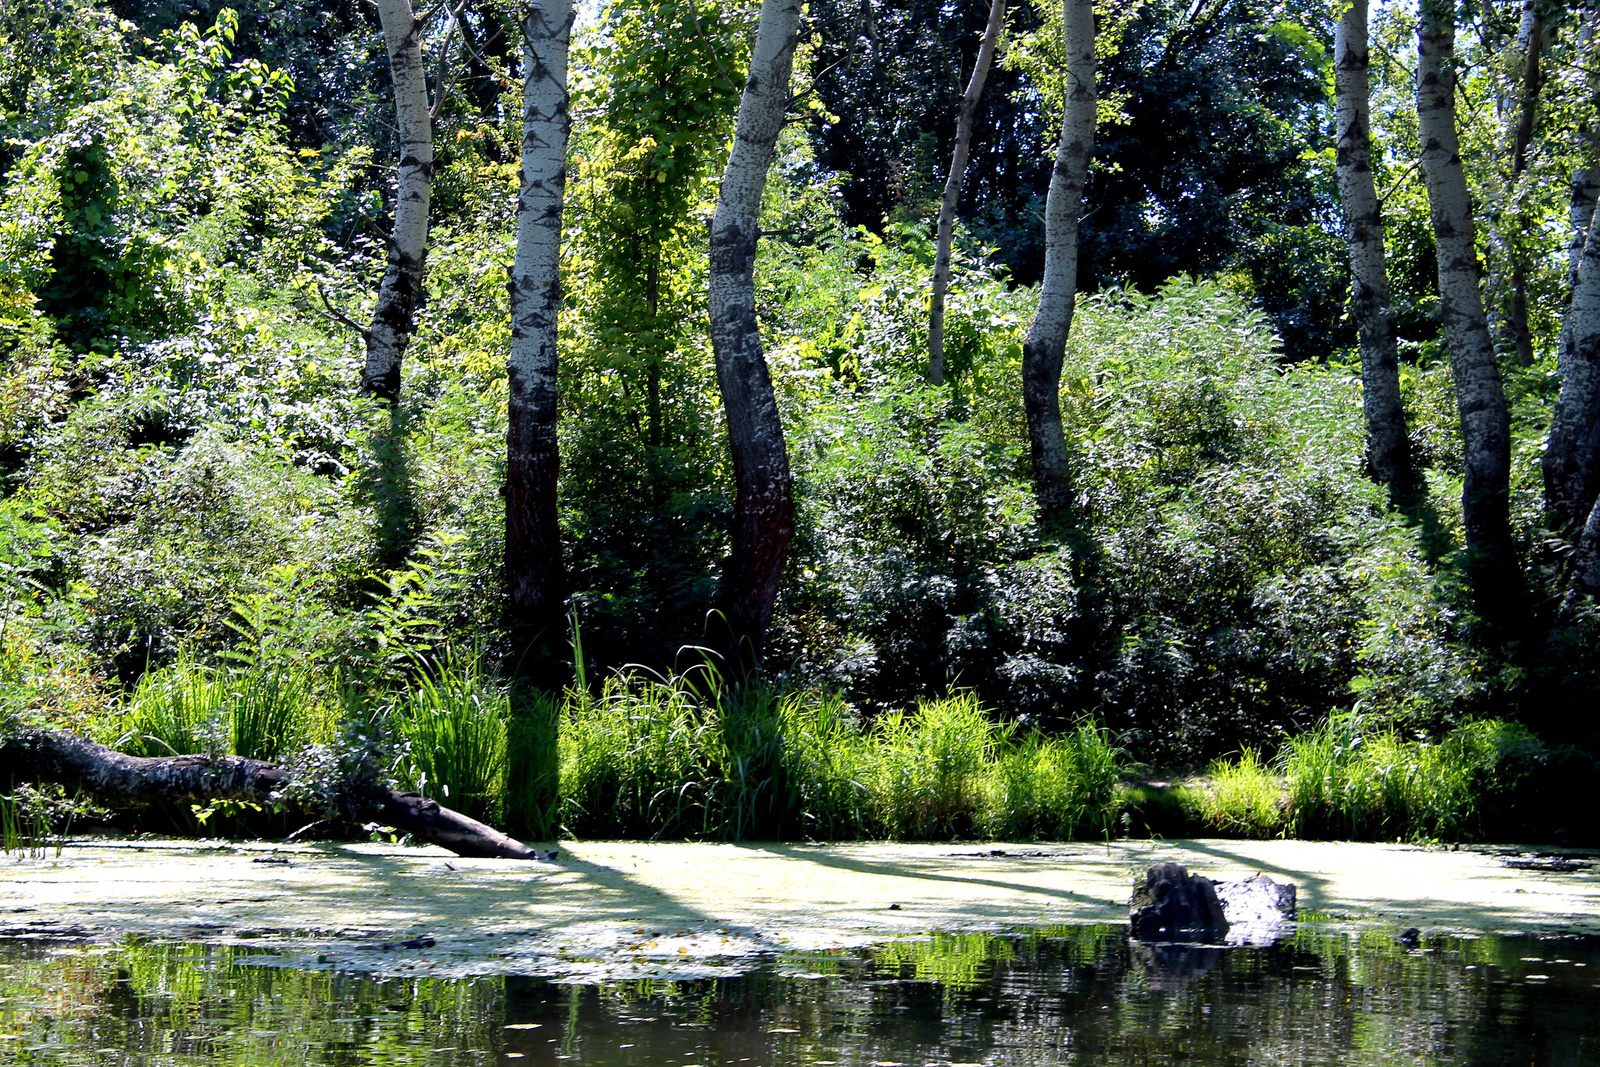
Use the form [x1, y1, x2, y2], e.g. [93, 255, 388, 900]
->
[1334, 0, 1414, 506]
[928, 0, 1006, 387]
[1416, 0, 1518, 623]
[1504, 4, 1545, 367]
[1547, 202, 1600, 539]
[708, 0, 803, 663]
[1022, 0, 1094, 524]
[363, 0, 435, 403]
[1561, 7, 1600, 373]
[505, 0, 573, 650]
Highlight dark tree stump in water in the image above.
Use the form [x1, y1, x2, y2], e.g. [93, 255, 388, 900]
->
[0, 729, 540, 860]
[1129, 862, 1230, 940]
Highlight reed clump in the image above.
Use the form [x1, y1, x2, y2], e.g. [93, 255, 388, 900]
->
[559, 673, 1121, 842]
[1193, 718, 1543, 842]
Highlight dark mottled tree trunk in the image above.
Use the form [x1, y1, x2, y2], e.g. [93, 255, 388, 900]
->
[0, 730, 539, 859]
[1022, 0, 1094, 526]
[706, 0, 802, 666]
[505, 0, 573, 658]
[1416, 0, 1519, 628]
[1333, 0, 1416, 507]
[363, 0, 435, 404]
[927, 0, 1006, 387]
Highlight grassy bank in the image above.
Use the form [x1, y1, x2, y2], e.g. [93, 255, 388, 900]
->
[1139, 717, 1584, 844]
[5, 639, 1589, 846]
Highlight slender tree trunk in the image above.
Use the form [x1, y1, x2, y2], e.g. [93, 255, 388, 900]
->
[1416, 0, 1518, 626]
[927, 0, 1006, 387]
[1022, 0, 1094, 525]
[707, 0, 803, 665]
[506, 0, 573, 655]
[1333, 0, 1415, 508]
[647, 255, 662, 448]
[1561, 7, 1600, 374]
[1546, 204, 1600, 538]
[0, 730, 540, 860]
[1505, 4, 1545, 368]
[363, 0, 435, 404]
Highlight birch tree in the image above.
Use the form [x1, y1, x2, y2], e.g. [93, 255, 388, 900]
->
[1546, 201, 1600, 542]
[505, 0, 573, 652]
[1416, 0, 1518, 623]
[1503, 1, 1547, 367]
[363, 0, 437, 403]
[1022, 0, 1094, 525]
[927, 0, 1006, 387]
[1561, 4, 1600, 373]
[707, 0, 803, 664]
[1333, 0, 1414, 507]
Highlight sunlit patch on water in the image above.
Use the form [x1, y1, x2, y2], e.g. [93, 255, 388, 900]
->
[2, 925, 1598, 1064]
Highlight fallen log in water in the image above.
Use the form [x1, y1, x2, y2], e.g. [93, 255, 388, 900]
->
[0, 729, 539, 860]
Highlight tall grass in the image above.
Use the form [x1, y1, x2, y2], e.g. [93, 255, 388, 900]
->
[1192, 717, 1543, 842]
[559, 674, 1120, 842]
[229, 664, 322, 761]
[984, 722, 1122, 840]
[389, 652, 510, 825]
[505, 690, 560, 841]
[1191, 747, 1284, 838]
[1283, 718, 1536, 841]
[118, 653, 229, 757]
[117, 655, 330, 761]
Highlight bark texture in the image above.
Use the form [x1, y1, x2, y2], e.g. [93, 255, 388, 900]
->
[506, 0, 573, 653]
[363, 0, 435, 404]
[0, 730, 539, 860]
[1333, 0, 1415, 507]
[1570, 491, 1600, 600]
[1562, 7, 1600, 373]
[707, 0, 802, 664]
[1546, 204, 1600, 538]
[1021, 0, 1094, 525]
[927, 0, 1006, 387]
[1505, 4, 1545, 368]
[1416, 0, 1517, 621]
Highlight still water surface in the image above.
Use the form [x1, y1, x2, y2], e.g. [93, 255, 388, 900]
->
[1, 925, 1597, 1065]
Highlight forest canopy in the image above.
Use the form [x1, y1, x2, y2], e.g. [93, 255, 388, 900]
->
[1, 0, 1597, 847]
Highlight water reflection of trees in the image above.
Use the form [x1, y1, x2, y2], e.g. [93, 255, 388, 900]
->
[0, 928, 1596, 1065]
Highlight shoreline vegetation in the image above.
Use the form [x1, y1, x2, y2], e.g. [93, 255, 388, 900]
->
[4, 637, 1584, 851]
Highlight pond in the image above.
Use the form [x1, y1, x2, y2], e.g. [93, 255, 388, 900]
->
[1, 924, 1597, 1066]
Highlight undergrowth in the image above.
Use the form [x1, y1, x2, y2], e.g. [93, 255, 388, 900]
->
[1190, 717, 1548, 842]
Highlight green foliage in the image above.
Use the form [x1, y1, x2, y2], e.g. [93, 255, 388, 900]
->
[114, 650, 327, 762]
[505, 690, 560, 841]
[117, 652, 228, 757]
[1284, 718, 1541, 843]
[984, 722, 1121, 841]
[389, 651, 510, 826]
[1191, 748, 1285, 839]
[560, 674, 1118, 842]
